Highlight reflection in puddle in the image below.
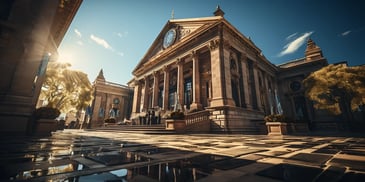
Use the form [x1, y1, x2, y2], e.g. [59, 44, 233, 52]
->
[86, 151, 148, 166]
[67, 160, 212, 182]
[68, 154, 254, 181]
[11, 163, 84, 180]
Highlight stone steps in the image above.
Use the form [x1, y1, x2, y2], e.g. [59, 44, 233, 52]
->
[87, 124, 176, 134]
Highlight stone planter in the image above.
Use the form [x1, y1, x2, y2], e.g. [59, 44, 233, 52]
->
[266, 122, 288, 135]
[165, 119, 186, 133]
[34, 119, 58, 136]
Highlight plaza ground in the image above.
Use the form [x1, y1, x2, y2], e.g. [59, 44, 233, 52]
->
[1, 128, 365, 181]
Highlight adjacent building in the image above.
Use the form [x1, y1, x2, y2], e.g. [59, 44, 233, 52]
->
[89, 70, 133, 128]
[0, 0, 82, 135]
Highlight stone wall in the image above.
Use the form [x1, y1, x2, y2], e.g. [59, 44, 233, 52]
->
[209, 106, 266, 134]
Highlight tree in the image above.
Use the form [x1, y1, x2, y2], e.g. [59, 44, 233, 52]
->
[40, 62, 93, 116]
[303, 64, 365, 126]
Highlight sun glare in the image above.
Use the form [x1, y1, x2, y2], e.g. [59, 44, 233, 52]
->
[57, 52, 74, 65]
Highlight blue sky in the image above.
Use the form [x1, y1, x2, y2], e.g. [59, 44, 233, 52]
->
[58, 0, 365, 85]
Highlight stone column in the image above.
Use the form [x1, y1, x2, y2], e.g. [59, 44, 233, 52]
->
[209, 39, 225, 107]
[152, 71, 159, 108]
[143, 76, 150, 112]
[190, 51, 202, 110]
[177, 58, 184, 111]
[241, 55, 251, 108]
[131, 80, 141, 116]
[163, 66, 170, 110]
[209, 38, 234, 107]
[253, 64, 262, 111]
[222, 41, 235, 106]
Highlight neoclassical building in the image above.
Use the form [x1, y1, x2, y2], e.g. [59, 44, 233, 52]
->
[129, 7, 332, 133]
[89, 70, 133, 128]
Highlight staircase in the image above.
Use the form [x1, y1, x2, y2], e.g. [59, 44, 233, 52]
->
[87, 124, 176, 134]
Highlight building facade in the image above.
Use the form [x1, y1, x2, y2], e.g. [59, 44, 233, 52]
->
[129, 7, 336, 133]
[0, 0, 82, 135]
[89, 70, 133, 128]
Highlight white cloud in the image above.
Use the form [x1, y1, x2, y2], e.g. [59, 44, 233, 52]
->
[278, 31, 314, 57]
[76, 41, 83, 46]
[90, 34, 113, 50]
[74, 29, 82, 38]
[286, 32, 297, 40]
[341, 30, 351, 36]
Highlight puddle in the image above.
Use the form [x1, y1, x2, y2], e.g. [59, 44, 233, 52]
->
[209, 158, 254, 170]
[2, 161, 85, 181]
[86, 151, 148, 166]
[256, 163, 323, 181]
[67, 155, 223, 181]
[132, 147, 177, 155]
[66, 153, 255, 181]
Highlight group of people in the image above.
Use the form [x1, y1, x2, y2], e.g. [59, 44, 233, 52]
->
[139, 109, 161, 125]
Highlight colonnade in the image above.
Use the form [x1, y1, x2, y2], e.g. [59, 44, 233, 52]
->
[131, 39, 276, 119]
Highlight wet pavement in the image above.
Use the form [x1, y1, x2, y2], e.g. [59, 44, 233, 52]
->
[1, 129, 365, 181]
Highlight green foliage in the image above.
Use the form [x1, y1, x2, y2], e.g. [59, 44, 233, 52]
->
[40, 62, 93, 113]
[162, 110, 185, 119]
[264, 114, 286, 122]
[34, 107, 61, 119]
[303, 64, 365, 121]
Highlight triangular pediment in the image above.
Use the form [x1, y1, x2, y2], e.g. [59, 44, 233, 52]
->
[133, 16, 223, 74]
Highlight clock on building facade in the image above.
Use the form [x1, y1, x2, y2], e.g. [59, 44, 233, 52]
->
[113, 98, 120, 104]
[163, 28, 177, 49]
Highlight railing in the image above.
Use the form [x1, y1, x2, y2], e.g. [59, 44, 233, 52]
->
[184, 110, 211, 132]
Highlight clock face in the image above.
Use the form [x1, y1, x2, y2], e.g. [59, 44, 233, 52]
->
[163, 28, 177, 48]
[113, 98, 120, 104]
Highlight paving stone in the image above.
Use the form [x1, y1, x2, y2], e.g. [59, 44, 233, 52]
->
[329, 158, 365, 171]
[256, 163, 323, 182]
[286, 153, 332, 165]
[1, 130, 365, 181]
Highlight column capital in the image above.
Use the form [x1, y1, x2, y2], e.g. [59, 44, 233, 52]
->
[163, 65, 170, 72]
[191, 50, 198, 59]
[209, 39, 220, 51]
[153, 70, 160, 77]
[176, 58, 184, 65]
[133, 79, 142, 86]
